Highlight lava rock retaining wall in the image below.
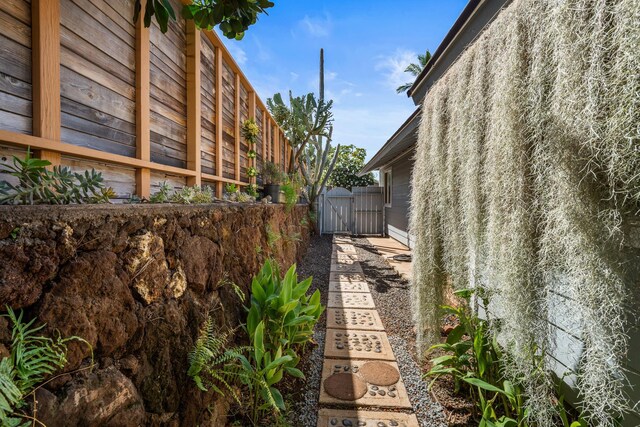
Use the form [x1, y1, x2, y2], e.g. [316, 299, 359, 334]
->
[0, 203, 310, 426]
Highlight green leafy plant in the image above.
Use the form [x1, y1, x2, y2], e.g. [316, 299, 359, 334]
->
[0, 307, 91, 427]
[9, 228, 20, 240]
[236, 192, 254, 203]
[236, 321, 294, 424]
[189, 259, 321, 425]
[170, 185, 214, 204]
[425, 289, 592, 426]
[242, 119, 260, 145]
[247, 166, 257, 178]
[133, 0, 274, 39]
[425, 289, 499, 392]
[187, 318, 249, 399]
[246, 184, 259, 198]
[0, 150, 111, 205]
[265, 225, 281, 252]
[280, 173, 303, 211]
[149, 181, 172, 203]
[225, 183, 238, 194]
[246, 260, 323, 357]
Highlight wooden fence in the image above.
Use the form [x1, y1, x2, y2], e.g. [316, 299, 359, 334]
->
[0, 0, 290, 198]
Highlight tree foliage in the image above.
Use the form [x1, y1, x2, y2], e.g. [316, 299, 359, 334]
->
[267, 92, 333, 174]
[396, 50, 432, 94]
[327, 144, 376, 190]
[133, 0, 274, 39]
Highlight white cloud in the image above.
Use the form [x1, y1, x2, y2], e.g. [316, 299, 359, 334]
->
[290, 72, 299, 82]
[299, 14, 332, 37]
[226, 44, 247, 66]
[375, 48, 417, 91]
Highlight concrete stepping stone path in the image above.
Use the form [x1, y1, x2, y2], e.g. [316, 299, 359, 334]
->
[317, 235, 417, 426]
[326, 308, 385, 331]
[331, 262, 365, 274]
[324, 329, 395, 361]
[329, 281, 370, 293]
[327, 292, 376, 309]
[330, 272, 368, 282]
[319, 359, 412, 408]
[317, 409, 419, 427]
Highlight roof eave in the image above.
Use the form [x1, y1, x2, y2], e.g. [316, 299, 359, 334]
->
[408, 0, 512, 105]
[360, 108, 421, 175]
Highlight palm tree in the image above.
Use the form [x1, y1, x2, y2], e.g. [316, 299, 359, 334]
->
[396, 50, 432, 94]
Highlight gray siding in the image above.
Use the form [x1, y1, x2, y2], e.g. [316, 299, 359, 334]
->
[383, 152, 414, 247]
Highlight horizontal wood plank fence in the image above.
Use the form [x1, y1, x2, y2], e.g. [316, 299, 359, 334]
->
[0, 0, 290, 198]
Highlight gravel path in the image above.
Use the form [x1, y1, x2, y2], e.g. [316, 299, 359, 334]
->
[287, 235, 446, 427]
[287, 235, 332, 427]
[352, 237, 447, 427]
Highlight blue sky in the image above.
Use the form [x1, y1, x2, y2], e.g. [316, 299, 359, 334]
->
[218, 0, 468, 161]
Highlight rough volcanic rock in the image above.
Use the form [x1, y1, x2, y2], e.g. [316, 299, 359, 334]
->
[37, 366, 145, 427]
[0, 203, 310, 426]
[38, 250, 139, 370]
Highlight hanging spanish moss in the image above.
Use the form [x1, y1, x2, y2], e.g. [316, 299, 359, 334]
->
[410, 0, 638, 423]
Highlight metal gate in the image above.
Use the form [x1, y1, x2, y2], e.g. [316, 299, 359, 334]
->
[320, 186, 384, 235]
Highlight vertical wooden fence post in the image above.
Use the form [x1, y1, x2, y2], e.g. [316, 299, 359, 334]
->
[234, 73, 241, 182]
[262, 113, 268, 162]
[186, 21, 201, 186]
[32, 0, 61, 166]
[135, 15, 151, 198]
[248, 91, 256, 185]
[215, 47, 223, 196]
[273, 121, 284, 169]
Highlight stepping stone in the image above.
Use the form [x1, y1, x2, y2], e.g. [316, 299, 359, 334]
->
[359, 361, 401, 386]
[332, 255, 360, 265]
[331, 263, 364, 274]
[329, 281, 370, 293]
[317, 409, 419, 427]
[320, 359, 412, 408]
[330, 272, 367, 282]
[324, 329, 395, 361]
[333, 235, 352, 244]
[327, 292, 375, 309]
[334, 243, 357, 254]
[323, 373, 368, 400]
[331, 253, 359, 262]
[327, 308, 385, 331]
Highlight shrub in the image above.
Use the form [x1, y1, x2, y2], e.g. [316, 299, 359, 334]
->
[188, 260, 323, 425]
[0, 150, 112, 205]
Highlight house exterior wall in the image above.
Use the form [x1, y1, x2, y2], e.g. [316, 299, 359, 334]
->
[381, 151, 415, 248]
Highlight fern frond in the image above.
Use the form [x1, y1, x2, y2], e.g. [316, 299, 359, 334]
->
[188, 316, 249, 404]
[1, 307, 87, 427]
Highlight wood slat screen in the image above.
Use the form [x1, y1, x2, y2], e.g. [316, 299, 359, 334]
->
[0, 0, 289, 198]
